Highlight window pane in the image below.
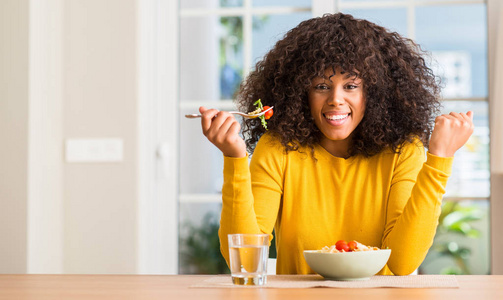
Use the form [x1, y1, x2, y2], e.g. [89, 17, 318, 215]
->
[179, 202, 228, 274]
[419, 199, 490, 275]
[220, 0, 244, 7]
[180, 108, 226, 194]
[342, 8, 408, 38]
[252, 0, 310, 7]
[219, 17, 245, 99]
[415, 4, 487, 98]
[180, 16, 244, 101]
[181, 0, 243, 10]
[440, 101, 490, 198]
[252, 13, 312, 67]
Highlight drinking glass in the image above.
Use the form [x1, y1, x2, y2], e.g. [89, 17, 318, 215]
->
[228, 233, 269, 285]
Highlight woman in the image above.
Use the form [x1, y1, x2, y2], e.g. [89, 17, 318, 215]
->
[197, 13, 473, 275]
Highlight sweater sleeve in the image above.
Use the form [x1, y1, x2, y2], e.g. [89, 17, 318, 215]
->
[218, 134, 284, 266]
[382, 140, 453, 275]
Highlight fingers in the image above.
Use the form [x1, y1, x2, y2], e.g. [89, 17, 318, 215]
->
[436, 112, 473, 134]
[227, 121, 242, 137]
[435, 113, 457, 126]
[446, 111, 473, 120]
[429, 111, 474, 157]
[199, 107, 219, 134]
[466, 110, 474, 121]
[448, 111, 462, 119]
[449, 111, 471, 122]
[436, 111, 473, 127]
[457, 111, 474, 127]
[446, 112, 464, 127]
[200, 109, 240, 142]
[197, 107, 246, 157]
[211, 113, 237, 142]
[450, 111, 474, 131]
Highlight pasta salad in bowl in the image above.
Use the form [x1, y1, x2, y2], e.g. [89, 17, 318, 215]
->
[303, 240, 391, 280]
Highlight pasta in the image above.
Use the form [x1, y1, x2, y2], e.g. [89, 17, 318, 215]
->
[320, 240, 380, 253]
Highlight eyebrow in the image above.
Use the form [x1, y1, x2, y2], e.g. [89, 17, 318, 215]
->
[320, 72, 359, 81]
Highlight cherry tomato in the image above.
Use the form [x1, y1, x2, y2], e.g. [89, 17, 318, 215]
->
[262, 106, 273, 120]
[335, 240, 349, 252]
[348, 241, 357, 252]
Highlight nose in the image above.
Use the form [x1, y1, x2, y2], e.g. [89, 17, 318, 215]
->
[327, 88, 345, 106]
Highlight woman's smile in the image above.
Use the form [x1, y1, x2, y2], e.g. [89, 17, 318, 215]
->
[323, 111, 351, 125]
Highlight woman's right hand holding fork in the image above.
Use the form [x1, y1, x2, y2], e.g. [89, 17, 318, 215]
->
[199, 106, 247, 158]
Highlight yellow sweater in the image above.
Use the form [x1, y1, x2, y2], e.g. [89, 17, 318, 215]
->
[218, 133, 453, 275]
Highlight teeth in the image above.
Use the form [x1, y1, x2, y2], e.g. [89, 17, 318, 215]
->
[325, 114, 349, 120]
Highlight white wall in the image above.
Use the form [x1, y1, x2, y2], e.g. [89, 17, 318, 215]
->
[0, 0, 140, 274]
[0, 0, 29, 273]
[61, 0, 138, 274]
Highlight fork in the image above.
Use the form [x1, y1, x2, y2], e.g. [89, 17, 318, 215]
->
[185, 106, 273, 119]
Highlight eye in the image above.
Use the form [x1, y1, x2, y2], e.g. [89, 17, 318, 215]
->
[314, 83, 330, 90]
[345, 84, 359, 90]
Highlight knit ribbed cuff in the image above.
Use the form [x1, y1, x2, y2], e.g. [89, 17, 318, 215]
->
[425, 152, 454, 175]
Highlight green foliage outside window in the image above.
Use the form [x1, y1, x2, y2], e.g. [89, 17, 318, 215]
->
[179, 212, 229, 274]
[420, 200, 485, 275]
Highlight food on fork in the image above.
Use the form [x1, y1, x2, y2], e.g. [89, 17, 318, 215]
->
[250, 99, 273, 129]
[320, 240, 380, 253]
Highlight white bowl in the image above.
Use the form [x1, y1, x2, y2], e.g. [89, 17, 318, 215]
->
[303, 249, 391, 280]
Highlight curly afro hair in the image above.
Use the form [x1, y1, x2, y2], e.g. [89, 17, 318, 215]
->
[237, 12, 441, 157]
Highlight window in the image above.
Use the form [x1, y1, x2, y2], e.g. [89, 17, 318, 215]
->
[178, 0, 490, 275]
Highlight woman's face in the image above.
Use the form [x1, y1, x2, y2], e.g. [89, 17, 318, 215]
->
[308, 67, 366, 156]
